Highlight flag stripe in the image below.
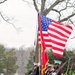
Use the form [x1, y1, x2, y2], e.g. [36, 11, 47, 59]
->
[38, 15, 72, 57]
[52, 21, 72, 34]
[53, 52, 63, 57]
[48, 31, 68, 41]
[52, 47, 64, 52]
[52, 50, 63, 55]
[49, 24, 70, 37]
[51, 39, 65, 47]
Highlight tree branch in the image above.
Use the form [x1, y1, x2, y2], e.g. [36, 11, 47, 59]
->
[43, 0, 65, 15]
[59, 13, 75, 22]
[33, 0, 39, 12]
[69, 19, 75, 26]
[22, 0, 33, 5]
[22, 0, 30, 4]
[0, 12, 18, 30]
[41, 0, 45, 14]
[0, 0, 7, 4]
[52, 9, 61, 21]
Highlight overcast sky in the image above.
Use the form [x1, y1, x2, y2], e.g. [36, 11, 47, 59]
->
[0, 0, 75, 49]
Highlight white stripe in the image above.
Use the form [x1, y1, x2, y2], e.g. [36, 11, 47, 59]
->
[39, 41, 51, 46]
[43, 36, 50, 39]
[39, 42, 51, 46]
[61, 25, 72, 32]
[49, 36, 66, 44]
[38, 32, 50, 39]
[48, 30, 68, 40]
[38, 36, 50, 40]
[38, 36, 41, 39]
[38, 41, 41, 44]
[46, 47, 51, 49]
[45, 41, 52, 45]
[39, 38, 66, 49]
[42, 31, 48, 34]
[49, 25, 70, 37]
[52, 22, 72, 32]
[51, 42, 64, 49]
[38, 31, 48, 34]
[49, 25, 70, 36]
[39, 35, 66, 45]
[52, 50, 63, 55]
[52, 22, 72, 31]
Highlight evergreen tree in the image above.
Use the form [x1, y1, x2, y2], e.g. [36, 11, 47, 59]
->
[0, 45, 18, 75]
[25, 50, 35, 75]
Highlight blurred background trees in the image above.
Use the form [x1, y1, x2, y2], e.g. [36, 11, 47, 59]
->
[0, 45, 18, 75]
[26, 49, 75, 75]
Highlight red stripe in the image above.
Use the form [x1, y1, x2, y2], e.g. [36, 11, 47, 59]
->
[43, 39, 51, 42]
[45, 44, 52, 47]
[53, 20, 72, 30]
[67, 25, 72, 29]
[51, 39, 65, 47]
[48, 32, 67, 42]
[51, 22, 72, 34]
[53, 52, 63, 58]
[38, 38, 51, 43]
[48, 26, 69, 38]
[38, 15, 72, 57]
[53, 20, 61, 25]
[38, 33, 48, 36]
[42, 33, 48, 36]
[52, 46, 64, 52]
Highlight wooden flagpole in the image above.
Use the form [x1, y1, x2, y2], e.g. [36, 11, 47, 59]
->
[34, 13, 39, 63]
[38, 13, 41, 75]
[34, 13, 41, 75]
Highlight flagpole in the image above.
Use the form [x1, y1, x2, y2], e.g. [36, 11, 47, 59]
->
[34, 13, 39, 64]
[34, 12, 41, 75]
[38, 13, 42, 75]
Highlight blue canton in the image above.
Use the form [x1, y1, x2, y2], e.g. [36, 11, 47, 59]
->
[42, 16, 53, 31]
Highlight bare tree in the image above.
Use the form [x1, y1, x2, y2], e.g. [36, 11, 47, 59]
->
[0, 0, 20, 30]
[0, 0, 10, 23]
[0, 0, 7, 4]
[22, 0, 75, 62]
[22, 0, 75, 26]
[33, 0, 75, 22]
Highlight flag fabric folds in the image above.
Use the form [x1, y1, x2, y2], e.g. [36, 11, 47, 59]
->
[38, 15, 72, 57]
[38, 15, 49, 75]
[41, 49, 49, 75]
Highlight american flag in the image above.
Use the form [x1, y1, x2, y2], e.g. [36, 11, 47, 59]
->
[38, 15, 72, 57]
